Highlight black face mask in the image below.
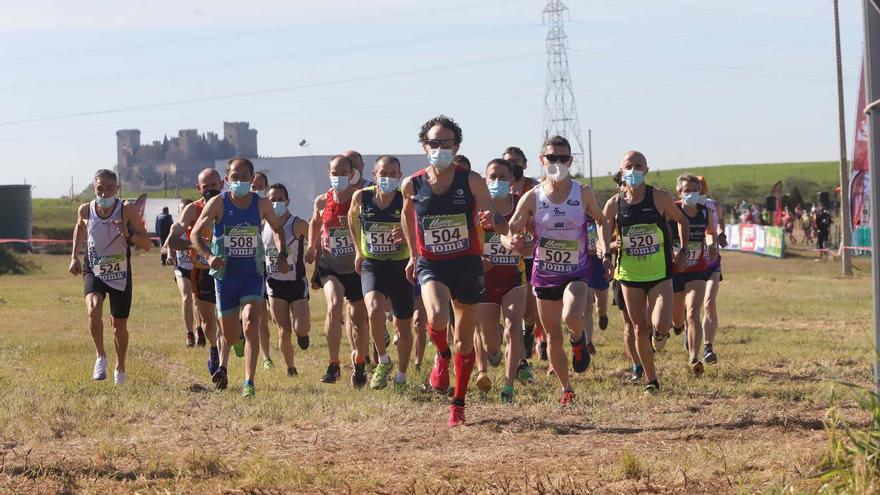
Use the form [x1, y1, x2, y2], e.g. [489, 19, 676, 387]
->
[202, 189, 221, 201]
[511, 165, 524, 181]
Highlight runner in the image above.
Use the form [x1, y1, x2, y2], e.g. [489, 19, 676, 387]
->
[349, 155, 414, 389]
[168, 198, 205, 347]
[68, 169, 152, 384]
[603, 151, 690, 394]
[507, 135, 608, 405]
[164, 168, 224, 377]
[400, 115, 506, 426]
[585, 214, 610, 335]
[251, 171, 274, 369]
[669, 174, 718, 376]
[452, 154, 471, 171]
[698, 177, 726, 365]
[306, 155, 370, 387]
[191, 158, 290, 397]
[263, 183, 311, 377]
[502, 146, 541, 369]
[475, 158, 528, 403]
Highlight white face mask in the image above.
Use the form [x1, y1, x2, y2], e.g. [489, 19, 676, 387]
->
[428, 148, 454, 170]
[545, 162, 570, 182]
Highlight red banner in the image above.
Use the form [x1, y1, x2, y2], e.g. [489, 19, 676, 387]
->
[852, 57, 870, 227]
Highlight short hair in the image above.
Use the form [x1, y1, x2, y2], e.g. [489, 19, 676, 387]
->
[268, 183, 289, 200]
[503, 146, 527, 163]
[162, 207, 169, 213]
[180, 198, 193, 206]
[452, 154, 471, 169]
[226, 157, 254, 176]
[418, 115, 463, 145]
[676, 173, 701, 192]
[329, 154, 353, 172]
[375, 155, 401, 172]
[486, 158, 513, 176]
[542, 135, 571, 153]
[253, 171, 269, 185]
[697, 175, 709, 195]
[94, 169, 118, 183]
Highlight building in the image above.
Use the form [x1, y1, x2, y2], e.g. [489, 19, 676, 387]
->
[116, 122, 258, 187]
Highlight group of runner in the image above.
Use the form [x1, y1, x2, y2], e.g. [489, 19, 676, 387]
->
[69, 115, 726, 426]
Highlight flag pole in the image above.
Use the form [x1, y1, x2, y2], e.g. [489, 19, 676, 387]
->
[835, 0, 854, 276]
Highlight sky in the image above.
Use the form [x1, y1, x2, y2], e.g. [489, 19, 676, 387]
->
[0, 0, 868, 198]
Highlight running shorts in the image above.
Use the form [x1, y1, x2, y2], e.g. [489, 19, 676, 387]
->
[586, 255, 610, 291]
[83, 273, 132, 319]
[361, 258, 414, 319]
[672, 271, 711, 293]
[174, 266, 192, 280]
[191, 267, 216, 304]
[482, 267, 526, 306]
[533, 278, 586, 301]
[266, 278, 309, 303]
[215, 273, 265, 316]
[417, 255, 484, 305]
[316, 266, 364, 302]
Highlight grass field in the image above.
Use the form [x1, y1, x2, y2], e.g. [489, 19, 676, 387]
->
[0, 251, 873, 493]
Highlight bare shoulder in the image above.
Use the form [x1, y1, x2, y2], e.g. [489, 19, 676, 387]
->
[77, 203, 90, 219]
[314, 193, 327, 208]
[400, 176, 415, 196]
[351, 188, 363, 205]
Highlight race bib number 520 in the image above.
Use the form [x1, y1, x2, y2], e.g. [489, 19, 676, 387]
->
[622, 225, 661, 257]
[422, 214, 468, 254]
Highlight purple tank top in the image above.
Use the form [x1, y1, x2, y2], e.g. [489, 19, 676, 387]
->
[531, 180, 590, 287]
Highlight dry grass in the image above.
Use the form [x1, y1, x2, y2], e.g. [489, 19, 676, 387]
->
[0, 251, 873, 494]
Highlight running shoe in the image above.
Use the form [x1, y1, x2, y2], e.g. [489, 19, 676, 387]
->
[207, 347, 219, 376]
[93, 356, 107, 381]
[516, 360, 534, 384]
[320, 362, 341, 384]
[196, 326, 206, 347]
[587, 342, 597, 356]
[448, 404, 466, 427]
[114, 370, 126, 385]
[644, 380, 660, 395]
[651, 330, 670, 352]
[673, 325, 685, 336]
[500, 384, 514, 404]
[475, 371, 492, 393]
[263, 358, 274, 370]
[186, 331, 195, 348]
[212, 366, 228, 390]
[488, 351, 503, 368]
[560, 389, 576, 406]
[523, 324, 535, 359]
[296, 334, 310, 350]
[233, 339, 245, 358]
[538, 340, 548, 361]
[351, 365, 368, 389]
[571, 333, 592, 373]
[690, 360, 704, 377]
[287, 367, 298, 377]
[242, 381, 255, 398]
[630, 363, 644, 384]
[429, 353, 451, 391]
[598, 315, 608, 331]
[704, 345, 718, 364]
[371, 360, 393, 390]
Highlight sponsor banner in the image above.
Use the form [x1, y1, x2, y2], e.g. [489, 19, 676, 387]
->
[764, 227, 784, 258]
[722, 224, 784, 259]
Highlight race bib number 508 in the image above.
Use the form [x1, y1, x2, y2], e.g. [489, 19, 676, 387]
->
[225, 226, 258, 257]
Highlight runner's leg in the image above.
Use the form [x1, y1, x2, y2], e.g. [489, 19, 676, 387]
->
[502, 286, 527, 388]
[703, 272, 720, 347]
[536, 297, 573, 391]
[111, 316, 129, 373]
[85, 293, 106, 358]
[621, 286, 654, 382]
[322, 277, 346, 364]
[241, 300, 262, 383]
[269, 297, 294, 369]
[685, 280, 707, 364]
[259, 299, 271, 363]
[176, 276, 194, 335]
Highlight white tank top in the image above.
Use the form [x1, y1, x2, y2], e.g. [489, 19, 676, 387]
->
[86, 199, 130, 291]
[174, 232, 193, 270]
[262, 215, 303, 281]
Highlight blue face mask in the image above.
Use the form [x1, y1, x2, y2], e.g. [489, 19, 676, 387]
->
[254, 190, 267, 198]
[697, 194, 707, 205]
[272, 201, 287, 216]
[330, 175, 350, 192]
[377, 176, 400, 193]
[488, 179, 510, 199]
[229, 180, 251, 197]
[622, 169, 645, 187]
[95, 196, 116, 208]
[682, 192, 700, 206]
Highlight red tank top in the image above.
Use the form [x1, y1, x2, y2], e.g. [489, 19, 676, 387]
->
[188, 197, 213, 269]
[320, 189, 356, 258]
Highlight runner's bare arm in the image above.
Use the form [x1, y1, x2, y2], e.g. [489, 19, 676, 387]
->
[581, 185, 608, 256]
[260, 196, 288, 273]
[603, 196, 620, 251]
[469, 172, 508, 234]
[348, 190, 365, 274]
[656, 189, 690, 246]
[305, 194, 326, 263]
[68, 204, 89, 275]
[165, 202, 198, 251]
[400, 178, 419, 283]
[506, 188, 535, 234]
[293, 217, 309, 240]
[123, 203, 153, 251]
[192, 195, 222, 267]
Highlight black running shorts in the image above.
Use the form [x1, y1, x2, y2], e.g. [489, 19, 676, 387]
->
[361, 258, 414, 319]
[83, 273, 132, 319]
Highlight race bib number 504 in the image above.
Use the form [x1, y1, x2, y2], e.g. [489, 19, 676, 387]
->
[422, 214, 468, 254]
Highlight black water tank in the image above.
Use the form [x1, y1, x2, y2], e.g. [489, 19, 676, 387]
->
[0, 185, 33, 251]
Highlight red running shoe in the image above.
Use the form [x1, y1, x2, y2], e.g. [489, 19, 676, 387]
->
[429, 352, 450, 391]
[560, 389, 576, 406]
[448, 404, 466, 427]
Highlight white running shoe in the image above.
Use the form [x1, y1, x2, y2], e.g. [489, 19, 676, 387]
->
[114, 370, 126, 385]
[93, 356, 107, 381]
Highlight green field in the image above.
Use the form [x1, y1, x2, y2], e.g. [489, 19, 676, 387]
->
[0, 251, 873, 493]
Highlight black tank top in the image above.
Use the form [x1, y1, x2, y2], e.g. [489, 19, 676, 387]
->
[615, 185, 672, 280]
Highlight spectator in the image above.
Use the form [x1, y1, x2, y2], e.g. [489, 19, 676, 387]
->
[814, 204, 833, 260]
[155, 206, 173, 264]
[782, 207, 796, 244]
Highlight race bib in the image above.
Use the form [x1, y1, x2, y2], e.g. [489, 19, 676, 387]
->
[483, 232, 518, 265]
[328, 227, 355, 257]
[587, 223, 599, 255]
[95, 254, 127, 282]
[537, 237, 578, 273]
[684, 241, 703, 267]
[195, 252, 209, 266]
[225, 226, 259, 257]
[175, 249, 190, 266]
[264, 247, 282, 273]
[621, 224, 662, 257]
[364, 221, 401, 255]
[422, 214, 468, 254]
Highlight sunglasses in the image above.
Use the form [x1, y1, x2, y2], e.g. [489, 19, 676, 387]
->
[424, 138, 456, 149]
[543, 154, 572, 163]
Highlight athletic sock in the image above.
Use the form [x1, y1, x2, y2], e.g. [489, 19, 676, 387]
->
[453, 350, 476, 402]
[428, 324, 451, 355]
[394, 371, 407, 384]
[355, 355, 366, 365]
[534, 324, 544, 340]
[379, 354, 391, 365]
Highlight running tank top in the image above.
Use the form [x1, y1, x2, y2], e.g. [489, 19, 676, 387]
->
[702, 197, 722, 270]
[531, 180, 590, 288]
[411, 167, 481, 260]
[84, 199, 131, 291]
[359, 186, 409, 261]
[175, 231, 193, 270]
[262, 214, 306, 281]
[483, 194, 525, 276]
[210, 191, 264, 279]
[318, 189, 356, 274]
[670, 202, 710, 274]
[188, 197, 212, 269]
[614, 185, 672, 282]
[586, 215, 600, 257]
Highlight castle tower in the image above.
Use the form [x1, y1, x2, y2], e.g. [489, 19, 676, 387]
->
[116, 129, 141, 177]
[224, 121, 258, 157]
